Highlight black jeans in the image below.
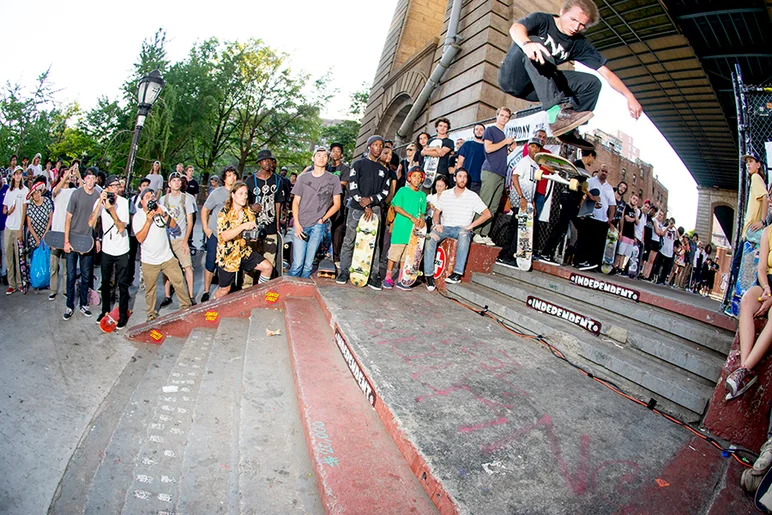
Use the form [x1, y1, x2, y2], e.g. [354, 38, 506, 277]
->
[575, 218, 609, 266]
[498, 45, 602, 112]
[101, 252, 130, 319]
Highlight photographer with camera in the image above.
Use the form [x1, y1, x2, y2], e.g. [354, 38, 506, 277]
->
[88, 176, 130, 329]
[215, 181, 273, 298]
[134, 188, 192, 322]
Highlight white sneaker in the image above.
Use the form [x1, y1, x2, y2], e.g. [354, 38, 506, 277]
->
[483, 236, 496, 246]
[473, 234, 486, 244]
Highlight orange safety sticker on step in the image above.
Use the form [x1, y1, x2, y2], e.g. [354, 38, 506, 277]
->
[265, 291, 279, 303]
[149, 329, 164, 342]
[205, 310, 218, 323]
[655, 478, 670, 487]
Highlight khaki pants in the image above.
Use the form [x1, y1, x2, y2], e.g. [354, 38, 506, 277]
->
[474, 170, 505, 237]
[3, 229, 21, 289]
[141, 258, 192, 321]
[50, 248, 67, 294]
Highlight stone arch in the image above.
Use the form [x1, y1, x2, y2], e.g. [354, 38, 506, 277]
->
[711, 201, 735, 244]
[372, 70, 427, 139]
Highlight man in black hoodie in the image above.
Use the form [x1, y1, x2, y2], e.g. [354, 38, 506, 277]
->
[336, 135, 391, 289]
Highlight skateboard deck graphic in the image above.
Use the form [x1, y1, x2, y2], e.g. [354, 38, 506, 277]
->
[398, 224, 427, 287]
[422, 139, 443, 189]
[628, 243, 640, 278]
[533, 153, 588, 192]
[515, 205, 534, 271]
[100, 305, 132, 333]
[349, 213, 379, 287]
[17, 240, 28, 294]
[601, 229, 619, 274]
[44, 230, 94, 254]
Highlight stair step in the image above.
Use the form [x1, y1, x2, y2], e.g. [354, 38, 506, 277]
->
[119, 327, 220, 514]
[79, 337, 187, 515]
[492, 263, 733, 354]
[239, 308, 321, 513]
[473, 272, 725, 382]
[447, 281, 714, 417]
[176, 318, 250, 514]
[284, 298, 437, 514]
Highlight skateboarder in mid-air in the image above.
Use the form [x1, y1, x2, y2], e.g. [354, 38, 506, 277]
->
[499, 0, 642, 146]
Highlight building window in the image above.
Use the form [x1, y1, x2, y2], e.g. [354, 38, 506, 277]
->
[632, 174, 636, 185]
[621, 168, 627, 181]
[639, 188, 643, 198]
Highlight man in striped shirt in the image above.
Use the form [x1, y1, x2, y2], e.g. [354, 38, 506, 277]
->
[424, 169, 492, 291]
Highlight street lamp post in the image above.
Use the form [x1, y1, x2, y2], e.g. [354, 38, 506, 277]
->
[124, 69, 165, 194]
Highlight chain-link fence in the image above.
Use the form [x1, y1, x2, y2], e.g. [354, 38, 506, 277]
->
[747, 85, 772, 174]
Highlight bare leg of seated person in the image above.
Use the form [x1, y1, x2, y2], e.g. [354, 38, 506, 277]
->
[726, 286, 772, 399]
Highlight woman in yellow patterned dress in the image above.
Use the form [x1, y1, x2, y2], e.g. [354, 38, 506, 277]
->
[215, 181, 273, 298]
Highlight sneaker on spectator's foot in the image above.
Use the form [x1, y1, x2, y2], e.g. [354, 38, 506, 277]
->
[496, 256, 517, 268]
[725, 367, 757, 400]
[483, 236, 496, 246]
[159, 296, 173, 309]
[96, 312, 106, 323]
[5, 286, 14, 295]
[63, 308, 74, 321]
[539, 254, 559, 265]
[48, 292, 57, 301]
[200, 292, 210, 303]
[191, 298, 197, 306]
[754, 437, 772, 476]
[578, 261, 597, 271]
[426, 276, 436, 292]
[336, 271, 349, 285]
[116, 318, 128, 330]
[367, 276, 383, 291]
[383, 276, 394, 289]
[473, 234, 486, 244]
[446, 273, 463, 284]
[396, 281, 411, 291]
[80, 306, 92, 317]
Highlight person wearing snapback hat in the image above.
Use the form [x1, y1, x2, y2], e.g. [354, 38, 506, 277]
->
[158, 171, 197, 307]
[88, 175, 131, 328]
[384, 166, 427, 290]
[245, 149, 286, 278]
[336, 135, 391, 289]
[288, 146, 341, 278]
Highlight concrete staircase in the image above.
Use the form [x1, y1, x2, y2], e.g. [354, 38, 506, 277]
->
[50, 295, 435, 514]
[446, 264, 735, 422]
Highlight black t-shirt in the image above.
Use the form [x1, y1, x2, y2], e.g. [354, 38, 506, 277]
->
[245, 173, 287, 235]
[428, 137, 454, 177]
[519, 12, 607, 70]
[622, 204, 636, 239]
[186, 178, 200, 198]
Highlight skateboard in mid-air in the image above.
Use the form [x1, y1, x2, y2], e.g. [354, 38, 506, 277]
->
[422, 138, 444, 189]
[533, 153, 589, 192]
[601, 229, 619, 274]
[397, 224, 427, 287]
[557, 130, 595, 151]
[349, 213, 379, 287]
[44, 230, 95, 253]
[515, 204, 534, 271]
[100, 305, 132, 333]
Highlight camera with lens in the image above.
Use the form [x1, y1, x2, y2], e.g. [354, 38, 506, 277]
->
[105, 192, 115, 205]
[146, 199, 158, 211]
[242, 224, 267, 241]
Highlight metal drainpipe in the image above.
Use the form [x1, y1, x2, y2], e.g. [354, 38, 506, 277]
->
[395, 0, 463, 144]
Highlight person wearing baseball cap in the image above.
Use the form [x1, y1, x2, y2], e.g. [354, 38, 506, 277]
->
[383, 166, 427, 290]
[288, 145, 342, 278]
[243, 148, 286, 281]
[336, 134, 391, 289]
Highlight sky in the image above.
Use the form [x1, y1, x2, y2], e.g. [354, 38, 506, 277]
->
[1, 0, 698, 229]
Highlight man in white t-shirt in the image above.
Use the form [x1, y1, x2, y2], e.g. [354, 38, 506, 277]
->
[423, 169, 492, 291]
[574, 163, 616, 270]
[2, 167, 29, 293]
[158, 171, 196, 307]
[48, 164, 80, 300]
[134, 188, 192, 322]
[88, 176, 131, 329]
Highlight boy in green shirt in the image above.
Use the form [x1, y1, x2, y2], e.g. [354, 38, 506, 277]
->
[384, 167, 427, 290]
